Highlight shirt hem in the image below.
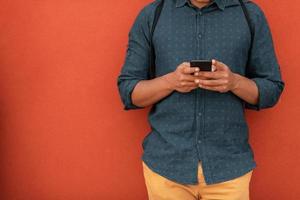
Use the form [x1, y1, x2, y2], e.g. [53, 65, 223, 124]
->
[141, 154, 257, 185]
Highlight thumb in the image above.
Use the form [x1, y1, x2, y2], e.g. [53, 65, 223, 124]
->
[212, 59, 227, 71]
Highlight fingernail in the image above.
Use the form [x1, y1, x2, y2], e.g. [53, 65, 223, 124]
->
[195, 79, 200, 83]
[212, 65, 216, 72]
[194, 72, 199, 76]
[195, 67, 199, 72]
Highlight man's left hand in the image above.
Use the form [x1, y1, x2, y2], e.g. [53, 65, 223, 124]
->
[194, 59, 240, 93]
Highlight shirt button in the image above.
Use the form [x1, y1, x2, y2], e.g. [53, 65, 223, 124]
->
[198, 112, 202, 116]
[198, 34, 202, 38]
[198, 140, 202, 144]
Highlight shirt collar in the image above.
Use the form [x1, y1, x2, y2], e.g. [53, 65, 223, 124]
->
[175, 0, 250, 10]
[175, 0, 225, 10]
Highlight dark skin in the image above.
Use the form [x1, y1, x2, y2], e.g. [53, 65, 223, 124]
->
[131, 1, 259, 108]
[190, 0, 212, 8]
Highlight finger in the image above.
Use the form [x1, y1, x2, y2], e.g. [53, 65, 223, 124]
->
[177, 62, 190, 71]
[197, 71, 225, 79]
[212, 59, 228, 71]
[184, 85, 199, 92]
[180, 74, 199, 82]
[194, 73, 210, 80]
[180, 81, 199, 87]
[190, 85, 198, 90]
[194, 77, 212, 83]
[211, 65, 217, 72]
[198, 84, 227, 92]
[182, 62, 191, 68]
[198, 79, 228, 86]
[183, 66, 199, 74]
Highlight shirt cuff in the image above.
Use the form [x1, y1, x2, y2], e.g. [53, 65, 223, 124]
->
[244, 78, 264, 111]
[122, 79, 145, 110]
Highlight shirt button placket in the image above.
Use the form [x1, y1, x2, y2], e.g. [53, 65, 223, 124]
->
[197, 112, 202, 145]
[195, 9, 204, 160]
[198, 9, 206, 164]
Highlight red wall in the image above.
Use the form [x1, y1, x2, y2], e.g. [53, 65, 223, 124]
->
[0, 0, 299, 199]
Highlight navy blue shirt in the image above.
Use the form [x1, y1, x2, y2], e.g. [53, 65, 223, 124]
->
[117, 0, 284, 185]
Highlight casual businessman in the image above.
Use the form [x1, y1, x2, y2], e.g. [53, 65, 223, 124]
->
[117, 0, 284, 199]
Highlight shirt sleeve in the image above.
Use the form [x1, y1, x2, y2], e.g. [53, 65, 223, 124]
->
[117, 5, 153, 110]
[244, 3, 285, 111]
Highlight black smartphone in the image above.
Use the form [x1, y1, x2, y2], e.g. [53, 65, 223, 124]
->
[190, 60, 212, 72]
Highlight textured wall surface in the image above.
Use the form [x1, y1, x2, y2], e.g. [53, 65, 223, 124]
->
[0, 0, 299, 199]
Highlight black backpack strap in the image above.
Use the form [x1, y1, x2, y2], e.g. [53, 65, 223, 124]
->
[149, 0, 165, 79]
[238, 0, 255, 72]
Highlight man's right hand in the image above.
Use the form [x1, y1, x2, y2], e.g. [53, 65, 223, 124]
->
[164, 62, 200, 93]
[131, 62, 202, 108]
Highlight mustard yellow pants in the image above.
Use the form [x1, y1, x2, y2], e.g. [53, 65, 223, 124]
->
[142, 161, 253, 200]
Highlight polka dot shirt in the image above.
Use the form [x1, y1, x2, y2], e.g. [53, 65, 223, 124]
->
[117, 0, 284, 185]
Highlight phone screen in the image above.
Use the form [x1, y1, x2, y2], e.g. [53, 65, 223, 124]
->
[190, 60, 212, 72]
